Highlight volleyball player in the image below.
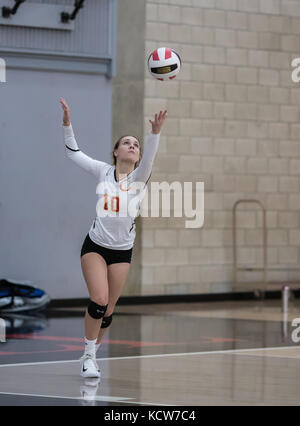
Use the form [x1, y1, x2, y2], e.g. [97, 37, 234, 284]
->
[60, 98, 167, 377]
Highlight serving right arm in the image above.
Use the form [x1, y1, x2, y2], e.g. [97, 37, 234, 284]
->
[60, 98, 107, 178]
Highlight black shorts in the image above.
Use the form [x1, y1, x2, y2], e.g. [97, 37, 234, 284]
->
[80, 233, 133, 266]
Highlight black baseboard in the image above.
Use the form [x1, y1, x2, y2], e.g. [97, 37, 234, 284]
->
[47, 289, 300, 309]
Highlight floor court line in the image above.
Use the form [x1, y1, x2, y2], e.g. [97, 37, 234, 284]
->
[0, 345, 299, 368]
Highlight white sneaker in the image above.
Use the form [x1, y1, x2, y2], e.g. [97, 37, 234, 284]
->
[80, 354, 100, 378]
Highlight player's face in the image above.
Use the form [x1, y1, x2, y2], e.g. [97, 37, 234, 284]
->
[115, 136, 140, 165]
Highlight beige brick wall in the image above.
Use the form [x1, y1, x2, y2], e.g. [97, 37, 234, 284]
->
[140, 0, 300, 295]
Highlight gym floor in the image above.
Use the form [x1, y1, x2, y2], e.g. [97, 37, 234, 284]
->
[0, 298, 300, 406]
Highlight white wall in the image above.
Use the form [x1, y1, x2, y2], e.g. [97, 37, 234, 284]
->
[0, 68, 112, 299]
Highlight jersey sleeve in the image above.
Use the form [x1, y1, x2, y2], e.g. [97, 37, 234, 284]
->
[62, 123, 109, 178]
[131, 132, 160, 184]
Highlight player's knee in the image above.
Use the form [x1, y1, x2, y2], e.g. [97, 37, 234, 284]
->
[87, 299, 108, 320]
[101, 314, 113, 328]
[92, 294, 109, 306]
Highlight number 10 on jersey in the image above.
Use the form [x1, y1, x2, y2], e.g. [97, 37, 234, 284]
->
[104, 193, 120, 213]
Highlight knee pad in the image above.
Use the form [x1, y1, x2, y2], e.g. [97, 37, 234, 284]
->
[101, 314, 113, 329]
[87, 300, 108, 320]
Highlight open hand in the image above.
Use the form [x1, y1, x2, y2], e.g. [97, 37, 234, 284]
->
[149, 110, 167, 134]
[60, 97, 71, 126]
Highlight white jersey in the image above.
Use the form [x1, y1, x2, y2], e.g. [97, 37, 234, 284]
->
[62, 123, 160, 250]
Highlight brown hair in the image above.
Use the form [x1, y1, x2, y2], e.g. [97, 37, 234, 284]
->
[112, 135, 142, 169]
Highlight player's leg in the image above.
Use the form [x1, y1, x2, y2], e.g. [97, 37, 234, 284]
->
[96, 262, 131, 348]
[80, 252, 109, 377]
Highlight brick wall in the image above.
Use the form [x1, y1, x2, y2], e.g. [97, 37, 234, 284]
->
[141, 0, 300, 295]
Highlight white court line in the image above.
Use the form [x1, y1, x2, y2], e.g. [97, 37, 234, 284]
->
[0, 391, 173, 406]
[0, 345, 299, 368]
[0, 392, 132, 403]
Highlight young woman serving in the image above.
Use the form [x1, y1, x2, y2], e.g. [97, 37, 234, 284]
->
[60, 98, 167, 378]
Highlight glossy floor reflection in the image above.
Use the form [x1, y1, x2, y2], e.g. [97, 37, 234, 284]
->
[0, 298, 300, 405]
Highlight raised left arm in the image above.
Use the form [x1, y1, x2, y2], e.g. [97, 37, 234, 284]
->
[132, 110, 167, 184]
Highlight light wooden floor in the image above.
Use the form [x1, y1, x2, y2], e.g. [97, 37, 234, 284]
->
[115, 298, 300, 322]
[1, 346, 300, 405]
[0, 298, 300, 405]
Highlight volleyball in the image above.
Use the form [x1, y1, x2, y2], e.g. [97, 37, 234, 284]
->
[147, 47, 181, 81]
